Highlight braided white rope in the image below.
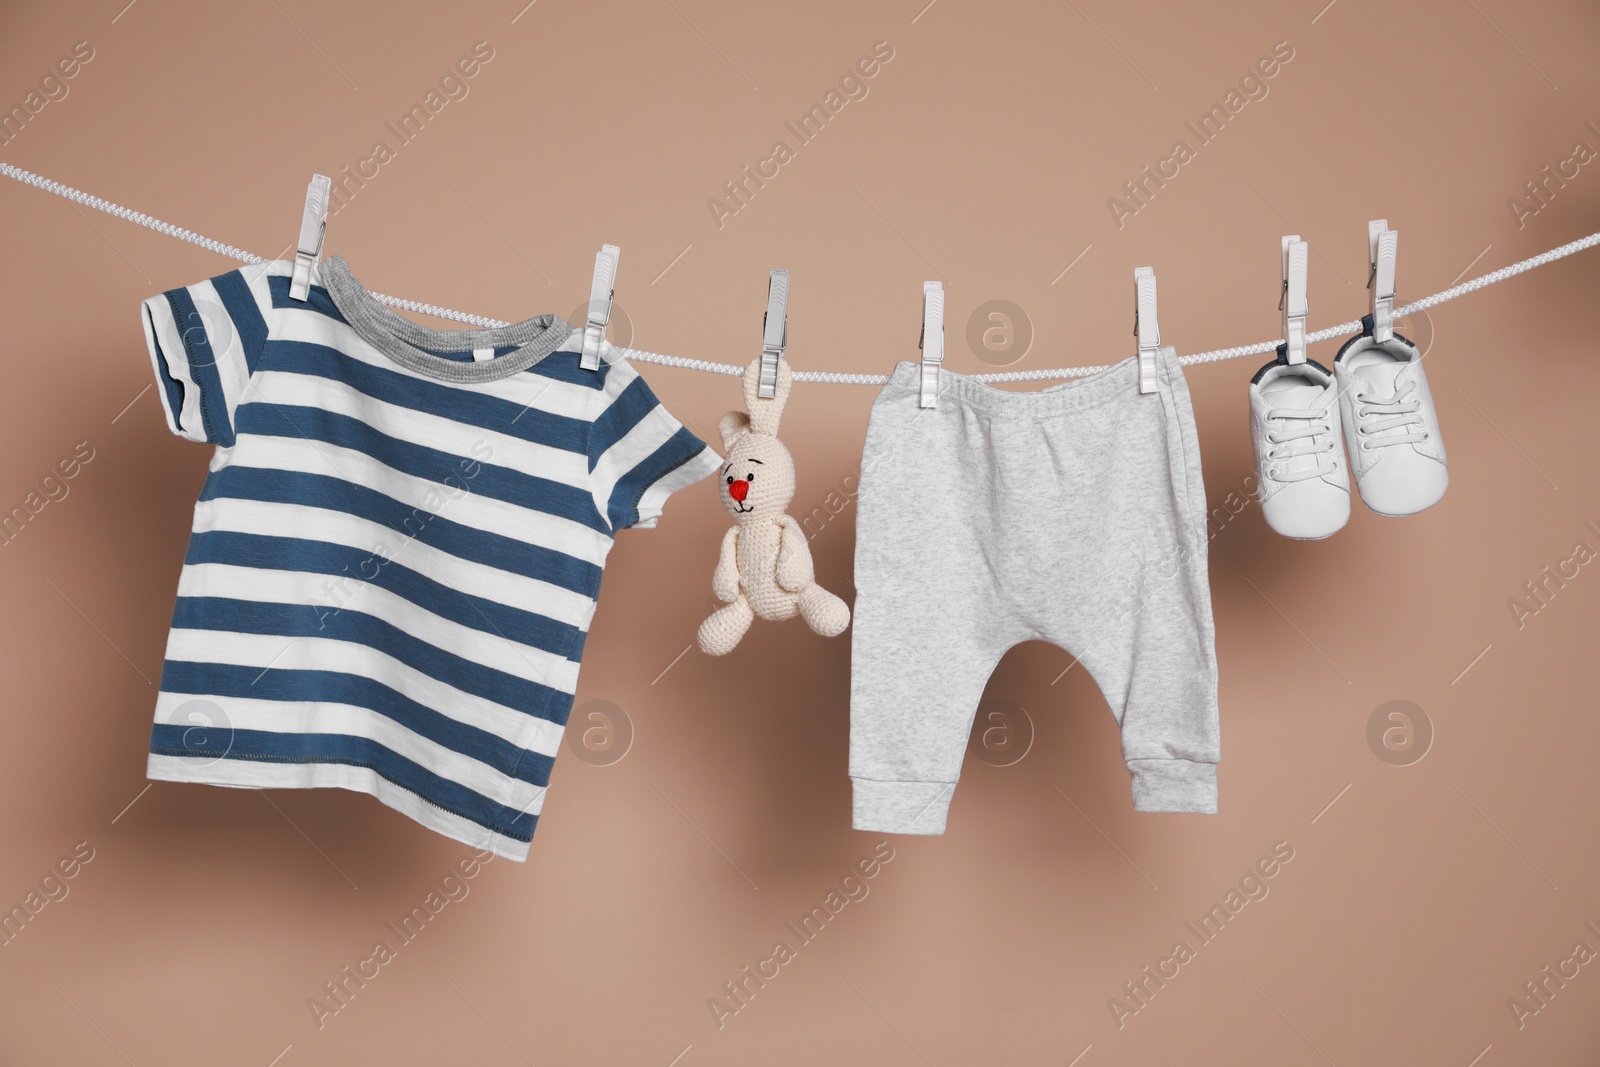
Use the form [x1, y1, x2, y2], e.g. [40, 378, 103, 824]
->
[6, 162, 1597, 384]
[1, 162, 268, 265]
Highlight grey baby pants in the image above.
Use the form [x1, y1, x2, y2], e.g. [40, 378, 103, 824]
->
[849, 350, 1220, 834]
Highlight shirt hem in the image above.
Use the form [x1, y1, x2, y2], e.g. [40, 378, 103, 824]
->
[146, 751, 535, 862]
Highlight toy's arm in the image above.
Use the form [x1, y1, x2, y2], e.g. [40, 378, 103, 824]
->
[774, 515, 814, 591]
[712, 527, 741, 602]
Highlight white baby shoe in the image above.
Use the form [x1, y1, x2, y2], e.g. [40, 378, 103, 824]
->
[1334, 327, 1447, 516]
[1250, 356, 1350, 539]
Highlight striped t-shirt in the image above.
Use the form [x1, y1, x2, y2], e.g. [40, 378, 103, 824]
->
[140, 256, 718, 860]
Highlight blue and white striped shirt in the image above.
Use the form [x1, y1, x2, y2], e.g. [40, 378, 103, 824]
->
[140, 256, 718, 860]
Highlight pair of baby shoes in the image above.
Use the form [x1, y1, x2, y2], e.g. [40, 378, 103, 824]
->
[1248, 318, 1447, 540]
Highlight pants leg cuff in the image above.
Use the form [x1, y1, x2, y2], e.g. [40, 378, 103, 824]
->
[851, 778, 955, 834]
[1128, 758, 1218, 814]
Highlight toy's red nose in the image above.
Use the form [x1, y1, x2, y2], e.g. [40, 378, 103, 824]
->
[729, 479, 749, 502]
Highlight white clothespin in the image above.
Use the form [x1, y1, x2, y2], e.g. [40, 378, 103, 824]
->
[918, 281, 944, 409]
[758, 268, 789, 399]
[580, 244, 620, 371]
[1279, 235, 1309, 365]
[288, 174, 332, 302]
[1133, 266, 1160, 394]
[1367, 219, 1398, 343]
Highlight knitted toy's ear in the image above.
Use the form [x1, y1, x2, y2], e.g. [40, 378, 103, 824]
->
[718, 410, 751, 451]
[741, 357, 791, 437]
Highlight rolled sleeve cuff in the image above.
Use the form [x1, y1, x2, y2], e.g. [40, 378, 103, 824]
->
[632, 443, 722, 529]
[142, 294, 208, 443]
[851, 778, 955, 835]
[1128, 758, 1218, 814]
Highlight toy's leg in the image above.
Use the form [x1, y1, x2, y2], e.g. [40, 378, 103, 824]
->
[798, 584, 851, 637]
[697, 594, 756, 656]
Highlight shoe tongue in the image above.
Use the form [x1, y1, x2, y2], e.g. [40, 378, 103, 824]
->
[1270, 380, 1326, 408]
[1353, 358, 1405, 393]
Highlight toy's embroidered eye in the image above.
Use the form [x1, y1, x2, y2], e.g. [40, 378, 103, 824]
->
[725, 476, 734, 485]
[746, 472, 756, 481]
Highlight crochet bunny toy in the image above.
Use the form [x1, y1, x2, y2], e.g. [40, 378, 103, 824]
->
[697, 357, 851, 655]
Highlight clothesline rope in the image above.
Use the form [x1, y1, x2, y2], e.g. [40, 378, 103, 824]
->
[5, 161, 1598, 384]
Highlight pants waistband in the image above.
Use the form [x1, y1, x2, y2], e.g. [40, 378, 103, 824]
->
[879, 348, 1184, 417]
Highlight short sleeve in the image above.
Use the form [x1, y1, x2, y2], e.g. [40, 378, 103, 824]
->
[587, 362, 722, 531]
[141, 261, 278, 446]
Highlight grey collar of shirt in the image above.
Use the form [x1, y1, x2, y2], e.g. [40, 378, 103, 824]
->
[318, 255, 576, 383]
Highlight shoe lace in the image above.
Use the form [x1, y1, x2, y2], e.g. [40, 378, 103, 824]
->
[1354, 378, 1427, 449]
[1265, 403, 1337, 482]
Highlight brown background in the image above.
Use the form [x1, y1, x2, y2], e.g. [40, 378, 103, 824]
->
[2, 0, 1598, 1064]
